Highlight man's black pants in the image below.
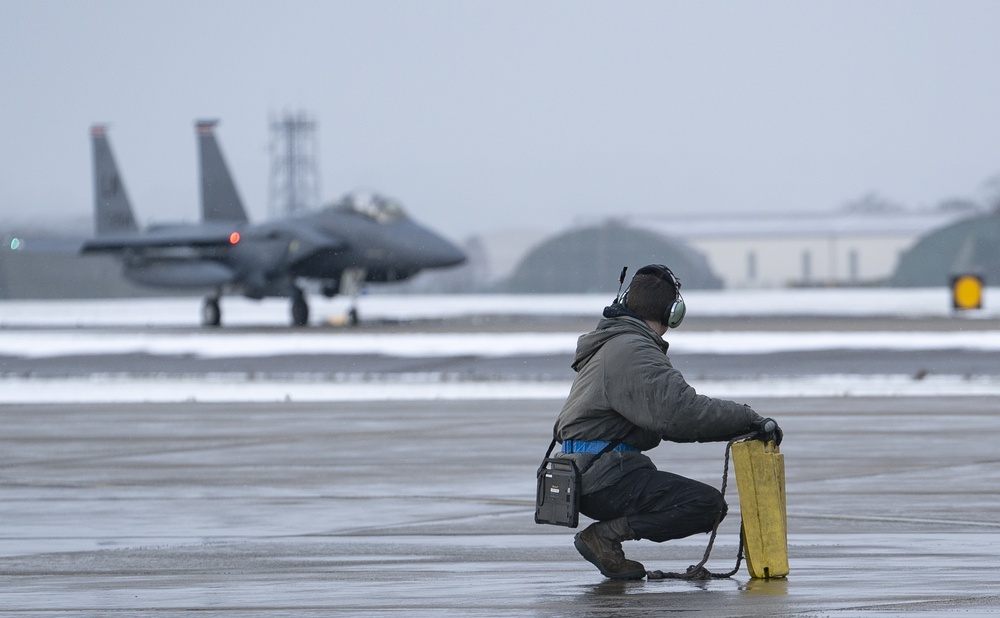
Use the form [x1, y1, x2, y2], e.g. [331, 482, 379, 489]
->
[579, 467, 727, 542]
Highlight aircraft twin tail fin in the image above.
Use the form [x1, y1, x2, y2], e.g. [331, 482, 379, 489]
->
[91, 125, 139, 236]
[196, 120, 249, 224]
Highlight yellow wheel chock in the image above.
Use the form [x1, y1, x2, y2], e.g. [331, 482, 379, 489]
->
[731, 439, 788, 579]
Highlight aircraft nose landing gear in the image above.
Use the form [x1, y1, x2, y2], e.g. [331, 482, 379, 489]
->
[202, 296, 221, 327]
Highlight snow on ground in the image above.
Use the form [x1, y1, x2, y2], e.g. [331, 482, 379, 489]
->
[0, 287, 997, 328]
[4, 374, 1000, 404]
[3, 330, 1000, 360]
[2, 289, 999, 402]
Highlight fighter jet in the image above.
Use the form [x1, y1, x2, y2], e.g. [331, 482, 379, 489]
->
[81, 122, 466, 326]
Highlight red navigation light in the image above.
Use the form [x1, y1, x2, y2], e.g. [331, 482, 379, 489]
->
[229, 231, 241, 244]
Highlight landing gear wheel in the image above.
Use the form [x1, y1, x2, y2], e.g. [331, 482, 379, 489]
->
[291, 293, 309, 326]
[202, 297, 221, 327]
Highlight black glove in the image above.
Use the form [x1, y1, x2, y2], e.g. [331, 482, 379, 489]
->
[754, 417, 783, 446]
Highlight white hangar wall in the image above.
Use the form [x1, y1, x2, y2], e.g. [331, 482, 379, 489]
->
[690, 233, 916, 288]
[637, 210, 972, 289]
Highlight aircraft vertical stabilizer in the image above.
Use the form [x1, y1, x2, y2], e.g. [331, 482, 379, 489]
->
[197, 120, 249, 223]
[91, 125, 138, 235]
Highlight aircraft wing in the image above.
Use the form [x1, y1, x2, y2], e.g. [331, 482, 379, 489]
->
[6, 237, 87, 254]
[81, 228, 240, 253]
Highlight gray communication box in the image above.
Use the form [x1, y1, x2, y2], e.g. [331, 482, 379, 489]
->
[534, 458, 580, 528]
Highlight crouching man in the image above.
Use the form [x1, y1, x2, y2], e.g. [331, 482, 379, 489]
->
[552, 264, 782, 579]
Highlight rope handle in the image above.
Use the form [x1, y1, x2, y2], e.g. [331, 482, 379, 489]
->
[647, 431, 758, 581]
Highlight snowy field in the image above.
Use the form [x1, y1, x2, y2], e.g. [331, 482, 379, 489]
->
[1, 287, 998, 328]
[4, 374, 1000, 404]
[2, 288, 999, 403]
[5, 327, 1000, 359]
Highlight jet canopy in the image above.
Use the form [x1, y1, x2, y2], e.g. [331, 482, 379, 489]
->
[328, 192, 407, 224]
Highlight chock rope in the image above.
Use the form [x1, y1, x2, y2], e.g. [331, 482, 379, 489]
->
[646, 432, 757, 581]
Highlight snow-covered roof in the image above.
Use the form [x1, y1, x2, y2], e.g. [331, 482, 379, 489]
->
[614, 210, 975, 239]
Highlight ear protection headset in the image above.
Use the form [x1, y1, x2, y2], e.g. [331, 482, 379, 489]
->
[616, 264, 687, 329]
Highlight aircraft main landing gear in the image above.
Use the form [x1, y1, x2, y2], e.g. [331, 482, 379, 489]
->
[291, 289, 309, 326]
[202, 296, 221, 327]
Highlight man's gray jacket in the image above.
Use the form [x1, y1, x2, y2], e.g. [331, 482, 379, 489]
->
[553, 311, 763, 494]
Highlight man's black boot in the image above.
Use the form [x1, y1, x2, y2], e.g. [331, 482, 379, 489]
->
[573, 516, 646, 579]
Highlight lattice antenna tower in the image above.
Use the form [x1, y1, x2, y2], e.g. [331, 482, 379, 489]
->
[268, 111, 321, 219]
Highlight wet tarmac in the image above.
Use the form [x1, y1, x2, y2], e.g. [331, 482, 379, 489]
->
[2, 396, 1000, 615]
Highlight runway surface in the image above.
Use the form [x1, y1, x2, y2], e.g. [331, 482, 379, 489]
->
[2, 397, 1000, 615]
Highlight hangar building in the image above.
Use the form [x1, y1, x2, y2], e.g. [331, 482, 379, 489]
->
[890, 210, 1000, 287]
[503, 222, 722, 294]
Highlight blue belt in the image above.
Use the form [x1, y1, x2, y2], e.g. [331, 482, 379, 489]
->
[562, 439, 639, 454]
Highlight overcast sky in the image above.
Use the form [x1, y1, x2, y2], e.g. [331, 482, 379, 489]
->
[3, 1, 1000, 242]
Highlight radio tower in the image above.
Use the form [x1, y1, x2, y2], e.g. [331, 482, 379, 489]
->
[268, 111, 320, 219]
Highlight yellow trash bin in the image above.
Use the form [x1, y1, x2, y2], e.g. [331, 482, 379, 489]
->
[732, 439, 788, 579]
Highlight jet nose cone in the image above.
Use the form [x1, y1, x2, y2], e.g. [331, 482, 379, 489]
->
[388, 221, 467, 270]
[426, 237, 467, 268]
